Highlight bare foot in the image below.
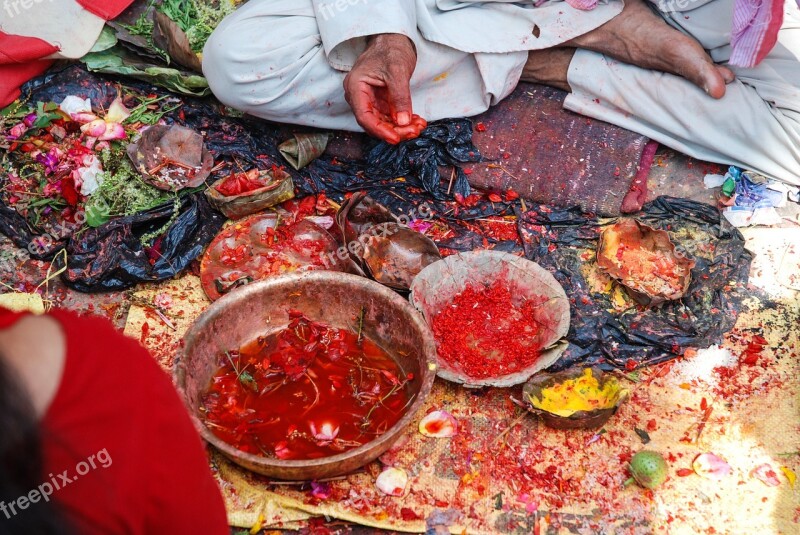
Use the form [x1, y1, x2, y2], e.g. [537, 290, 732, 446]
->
[521, 48, 576, 92]
[568, 0, 734, 98]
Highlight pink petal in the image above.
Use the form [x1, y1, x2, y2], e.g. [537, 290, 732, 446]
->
[274, 441, 292, 460]
[375, 467, 408, 497]
[752, 464, 781, 487]
[419, 410, 458, 438]
[99, 122, 127, 141]
[8, 122, 27, 139]
[310, 421, 339, 442]
[106, 97, 131, 124]
[693, 453, 732, 480]
[80, 119, 107, 138]
[71, 112, 99, 124]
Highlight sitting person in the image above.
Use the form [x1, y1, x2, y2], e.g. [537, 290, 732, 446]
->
[202, 0, 800, 186]
[0, 306, 229, 534]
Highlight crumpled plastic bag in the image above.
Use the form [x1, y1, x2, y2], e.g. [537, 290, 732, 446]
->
[57, 193, 226, 293]
[518, 196, 753, 371]
[366, 119, 480, 199]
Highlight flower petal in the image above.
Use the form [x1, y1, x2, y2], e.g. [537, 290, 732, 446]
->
[419, 410, 458, 438]
[375, 467, 408, 497]
[80, 119, 107, 138]
[71, 112, 99, 124]
[692, 453, 732, 480]
[781, 466, 796, 488]
[99, 122, 127, 141]
[59, 96, 92, 116]
[310, 481, 332, 500]
[752, 464, 781, 487]
[310, 421, 339, 442]
[106, 97, 131, 124]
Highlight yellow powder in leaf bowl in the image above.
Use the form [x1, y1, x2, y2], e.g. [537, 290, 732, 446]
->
[523, 367, 628, 429]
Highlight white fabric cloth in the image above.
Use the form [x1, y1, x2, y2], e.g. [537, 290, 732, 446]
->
[566, 0, 800, 185]
[203, 0, 800, 185]
[203, 0, 621, 129]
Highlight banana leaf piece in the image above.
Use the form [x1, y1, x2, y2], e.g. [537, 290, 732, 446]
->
[81, 46, 210, 97]
[279, 132, 332, 170]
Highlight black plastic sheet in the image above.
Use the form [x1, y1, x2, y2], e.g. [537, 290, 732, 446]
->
[57, 194, 225, 292]
[517, 196, 753, 371]
[366, 119, 480, 199]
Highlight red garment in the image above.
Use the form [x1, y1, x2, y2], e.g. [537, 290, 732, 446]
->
[0, 0, 134, 108]
[0, 307, 229, 535]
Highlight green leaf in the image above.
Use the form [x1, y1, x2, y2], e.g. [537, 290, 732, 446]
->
[84, 200, 110, 228]
[239, 371, 259, 392]
[81, 47, 210, 97]
[89, 26, 119, 53]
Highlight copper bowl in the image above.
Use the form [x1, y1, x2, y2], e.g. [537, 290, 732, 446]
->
[175, 271, 437, 480]
[521, 367, 628, 430]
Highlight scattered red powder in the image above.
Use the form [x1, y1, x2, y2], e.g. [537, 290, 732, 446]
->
[430, 281, 553, 379]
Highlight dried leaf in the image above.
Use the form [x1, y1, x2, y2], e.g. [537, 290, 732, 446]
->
[279, 133, 332, 170]
[152, 11, 203, 72]
[634, 427, 651, 444]
[127, 124, 213, 190]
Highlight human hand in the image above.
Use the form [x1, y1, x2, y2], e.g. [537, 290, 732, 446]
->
[344, 34, 427, 144]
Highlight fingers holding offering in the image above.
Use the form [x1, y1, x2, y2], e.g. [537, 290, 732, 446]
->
[344, 33, 427, 144]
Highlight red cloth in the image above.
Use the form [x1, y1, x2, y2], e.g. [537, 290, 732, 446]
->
[0, 0, 135, 108]
[77, 0, 134, 20]
[0, 33, 57, 108]
[0, 307, 229, 535]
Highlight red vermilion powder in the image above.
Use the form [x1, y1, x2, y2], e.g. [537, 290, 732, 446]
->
[430, 281, 553, 379]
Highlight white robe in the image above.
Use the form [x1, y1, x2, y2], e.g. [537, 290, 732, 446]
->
[202, 0, 800, 185]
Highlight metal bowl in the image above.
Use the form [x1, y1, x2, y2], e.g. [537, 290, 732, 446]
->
[175, 271, 437, 481]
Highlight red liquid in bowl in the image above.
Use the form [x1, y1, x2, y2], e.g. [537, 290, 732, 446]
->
[200, 312, 414, 460]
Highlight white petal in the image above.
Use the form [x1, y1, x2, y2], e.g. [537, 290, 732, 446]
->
[375, 467, 408, 497]
[59, 96, 92, 116]
[419, 410, 458, 438]
[78, 156, 104, 196]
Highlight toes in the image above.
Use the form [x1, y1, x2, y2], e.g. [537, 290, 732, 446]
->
[717, 65, 736, 84]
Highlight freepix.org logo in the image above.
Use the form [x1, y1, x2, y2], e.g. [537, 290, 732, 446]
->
[3, 0, 54, 19]
[0, 448, 112, 520]
[316, 0, 369, 21]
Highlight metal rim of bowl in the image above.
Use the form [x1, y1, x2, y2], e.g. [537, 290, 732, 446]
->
[174, 271, 438, 475]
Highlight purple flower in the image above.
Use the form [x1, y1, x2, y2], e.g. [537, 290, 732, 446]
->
[35, 149, 60, 175]
[310, 481, 332, 500]
[22, 112, 37, 127]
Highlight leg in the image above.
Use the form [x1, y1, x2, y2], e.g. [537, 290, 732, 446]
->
[202, 0, 527, 131]
[561, 0, 800, 185]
